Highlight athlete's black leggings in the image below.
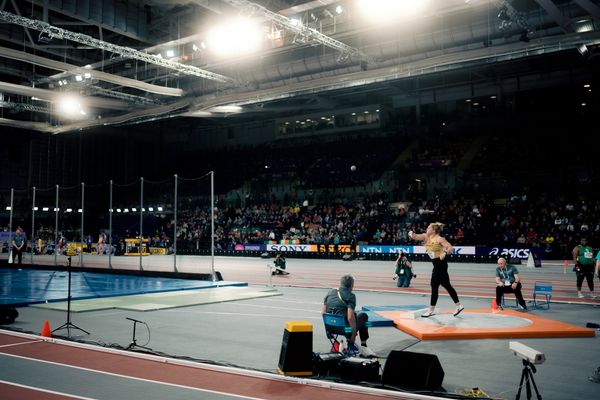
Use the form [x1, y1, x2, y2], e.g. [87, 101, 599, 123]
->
[430, 258, 460, 306]
[576, 265, 595, 291]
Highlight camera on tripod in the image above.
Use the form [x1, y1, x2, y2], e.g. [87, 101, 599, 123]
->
[509, 341, 545, 365]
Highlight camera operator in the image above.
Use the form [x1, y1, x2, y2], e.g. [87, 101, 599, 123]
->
[394, 251, 415, 287]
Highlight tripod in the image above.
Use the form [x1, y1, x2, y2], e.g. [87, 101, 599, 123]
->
[52, 256, 89, 336]
[515, 359, 542, 400]
[126, 317, 152, 351]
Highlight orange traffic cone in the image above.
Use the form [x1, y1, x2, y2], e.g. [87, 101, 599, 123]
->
[41, 320, 52, 337]
[491, 299, 498, 310]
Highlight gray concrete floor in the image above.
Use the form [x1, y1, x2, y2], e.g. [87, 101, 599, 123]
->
[4, 257, 600, 399]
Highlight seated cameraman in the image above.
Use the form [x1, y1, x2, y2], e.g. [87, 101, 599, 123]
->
[272, 253, 287, 275]
[495, 257, 527, 310]
[394, 251, 415, 287]
[322, 275, 375, 357]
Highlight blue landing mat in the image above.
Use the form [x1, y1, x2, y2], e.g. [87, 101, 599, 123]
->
[0, 269, 247, 306]
[361, 305, 427, 327]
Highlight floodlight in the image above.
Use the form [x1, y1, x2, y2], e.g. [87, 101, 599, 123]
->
[211, 105, 242, 113]
[577, 43, 589, 55]
[116, 208, 122, 213]
[166, 49, 176, 58]
[207, 18, 263, 56]
[157, 206, 163, 212]
[33, 207, 38, 211]
[56, 95, 82, 117]
[335, 5, 343, 14]
[192, 44, 199, 52]
[43, 207, 49, 211]
[78, 209, 83, 213]
[66, 208, 73, 212]
[5, 206, 10, 211]
[75, 75, 83, 82]
[84, 73, 91, 79]
[357, 0, 430, 22]
[148, 207, 154, 212]
[131, 208, 137, 212]
[124, 208, 129, 213]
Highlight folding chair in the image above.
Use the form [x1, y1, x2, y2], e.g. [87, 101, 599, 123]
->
[322, 313, 352, 354]
[532, 281, 552, 310]
[501, 295, 519, 309]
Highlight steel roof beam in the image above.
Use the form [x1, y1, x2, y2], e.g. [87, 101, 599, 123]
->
[0, 10, 236, 84]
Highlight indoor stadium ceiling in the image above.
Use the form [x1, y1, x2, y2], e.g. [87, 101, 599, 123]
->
[0, 0, 598, 133]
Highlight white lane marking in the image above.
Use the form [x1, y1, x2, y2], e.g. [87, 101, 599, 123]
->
[0, 339, 43, 349]
[167, 309, 322, 319]
[0, 353, 266, 400]
[0, 379, 97, 400]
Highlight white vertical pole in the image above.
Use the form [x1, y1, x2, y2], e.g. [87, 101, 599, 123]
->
[173, 174, 178, 272]
[108, 180, 113, 269]
[31, 187, 36, 264]
[8, 188, 13, 255]
[211, 171, 215, 281]
[80, 182, 85, 267]
[54, 185, 59, 266]
[140, 177, 144, 271]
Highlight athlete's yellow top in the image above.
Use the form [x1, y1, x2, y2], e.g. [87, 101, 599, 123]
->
[425, 237, 444, 259]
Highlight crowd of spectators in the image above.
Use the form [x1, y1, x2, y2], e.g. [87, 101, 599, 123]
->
[164, 189, 600, 259]
[3, 189, 599, 260]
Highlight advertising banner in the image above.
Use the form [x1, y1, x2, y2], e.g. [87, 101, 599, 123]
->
[266, 244, 315, 253]
[235, 244, 265, 251]
[413, 246, 476, 255]
[315, 244, 357, 253]
[476, 247, 532, 260]
[358, 245, 413, 254]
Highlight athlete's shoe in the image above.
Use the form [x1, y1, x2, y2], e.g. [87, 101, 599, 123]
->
[421, 310, 435, 318]
[453, 306, 465, 317]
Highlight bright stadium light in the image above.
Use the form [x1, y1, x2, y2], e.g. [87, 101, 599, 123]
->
[42, 207, 49, 211]
[207, 18, 263, 56]
[56, 95, 82, 117]
[357, 0, 430, 23]
[5, 206, 10, 211]
[65, 208, 73, 212]
[148, 207, 154, 212]
[131, 208, 137, 212]
[157, 206, 163, 212]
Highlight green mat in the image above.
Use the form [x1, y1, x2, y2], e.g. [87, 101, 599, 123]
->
[31, 286, 281, 312]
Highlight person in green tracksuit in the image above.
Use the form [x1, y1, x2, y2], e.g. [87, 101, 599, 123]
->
[394, 252, 414, 287]
[572, 237, 596, 298]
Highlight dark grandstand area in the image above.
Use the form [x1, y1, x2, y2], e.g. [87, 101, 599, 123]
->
[2, 75, 599, 259]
